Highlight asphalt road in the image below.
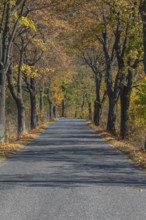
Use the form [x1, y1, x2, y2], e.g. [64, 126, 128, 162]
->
[0, 119, 146, 220]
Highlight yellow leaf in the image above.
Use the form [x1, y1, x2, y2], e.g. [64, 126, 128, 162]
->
[138, 188, 143, 193]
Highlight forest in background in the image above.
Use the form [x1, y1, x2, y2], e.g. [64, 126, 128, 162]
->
[1, 0, 146, 150]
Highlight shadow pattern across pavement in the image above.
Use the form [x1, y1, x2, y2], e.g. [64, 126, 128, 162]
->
[0, 119, 146, 189]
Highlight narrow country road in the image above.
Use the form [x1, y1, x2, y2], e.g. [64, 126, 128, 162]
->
[0, 119, 146, 220]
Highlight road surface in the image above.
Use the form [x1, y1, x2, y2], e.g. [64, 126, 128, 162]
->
[0, 119, 146, 220]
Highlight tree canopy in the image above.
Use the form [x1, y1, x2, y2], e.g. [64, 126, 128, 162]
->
[0, 0, 146, 148]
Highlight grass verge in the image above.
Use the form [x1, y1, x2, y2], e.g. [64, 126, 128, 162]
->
[0, 121, 51, 162]
[87, 121, 146, 170]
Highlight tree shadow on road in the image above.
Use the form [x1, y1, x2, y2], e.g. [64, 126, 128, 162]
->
[0, 144, 146, 189]
[0, 119, 146, 189]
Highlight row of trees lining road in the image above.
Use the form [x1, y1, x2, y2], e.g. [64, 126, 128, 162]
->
[1, 0, 146, 147]
[0, 0, 75, 142]
[60, 0, 145, 144]
[0, 1, 29, 141]
[63, 0, 145, 141]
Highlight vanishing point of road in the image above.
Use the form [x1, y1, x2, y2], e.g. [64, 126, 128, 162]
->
[0, 119, 146, 220]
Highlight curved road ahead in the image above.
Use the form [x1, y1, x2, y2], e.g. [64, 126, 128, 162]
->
[0, 119, 146, 220]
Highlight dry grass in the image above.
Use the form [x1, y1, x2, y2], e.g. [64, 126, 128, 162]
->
[87, 121, 146, 170]
[0, 121, 50, 161]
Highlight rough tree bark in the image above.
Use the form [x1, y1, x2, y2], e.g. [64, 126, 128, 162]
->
[101, 25, 121, 135]
[81, 95, 85, 119]
[23, 40, 43, 128]
[120, 71, 133, 139]
[16, 40, 26, 137]
[94, 76, 102, 125]
[105, 62, 120, 135]
[16, 98, 26, 138]
[0, 3, 11, 142]
[0, 66, 6, 142]
[61, 99, 65, 117]
[114, 18, 136, 139]
[107, 96, 117, 134]
[61, 83, 66, 117]
[75, 106, 78, 118]
[7, 67, 26, 139]
[82, 49, 106, 126]
[0, 0, 29, 141]
[88, 102, 92, 121]
[53, 106, 57, 118]
[23, 75, 38, 130]
[40, 89, 44, 120]
[48, 87, 53, 120]
[30, 78, 38, 129]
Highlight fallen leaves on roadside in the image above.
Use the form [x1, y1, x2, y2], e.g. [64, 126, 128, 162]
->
[87, 121, 146, 170]
[0, 122, 50, 161]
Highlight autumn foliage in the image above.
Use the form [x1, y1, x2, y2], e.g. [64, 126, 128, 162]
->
[0, 0, 146, 150]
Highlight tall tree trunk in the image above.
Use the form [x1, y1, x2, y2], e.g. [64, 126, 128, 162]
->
[62, 99, 65, 117]
[120, 89, 130, 139]
[94, 101, 102, 125]
[53, 106, 57, 118]
[16, 99, 25, 138]
[40, 89, 44, 120]
[0, 67, 6, 142]
[75, 106, 78, 118]
[81, 95, 85, 119]
[7, 45, 25, 139]
[114, 23, 130, 138]
[106, 65, 118, 135]
[88, 102, 92, 121]
[61, 83, 66, 118]
[0, 1, 29, 141]
[49, 102, 53, 120]
[16, 42, 25, 138]
[120, 71, 133, 139]
[0, 3, 11, 142]
[102, 30, 120, 135]
[8, 77, 26, 139]
[94, 77, 101, 125]
[48, 88, 53, 120]
[30, 93, 38, 130]
[30, 78, 38, 129]
[106, 67, 120, 135]
[107, 97, 117, 135]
